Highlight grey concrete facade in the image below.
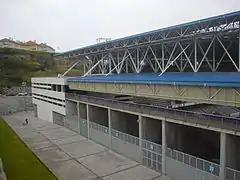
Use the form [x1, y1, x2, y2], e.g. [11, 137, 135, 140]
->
[65, 97, 240, 180]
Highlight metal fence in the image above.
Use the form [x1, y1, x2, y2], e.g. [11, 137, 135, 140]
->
[142, 139, 162, 172]
[111, 128, 141, 162]
[226, 167, 240, 180]
[89, 121, 109, 148]
[166, 147, 220, 180]
[65, 93, 240, 180]
[86, 120, 221, 180]
[68, 115, 79, 133]
[79, 118, 88, 138]
[52, 111, 65, 126]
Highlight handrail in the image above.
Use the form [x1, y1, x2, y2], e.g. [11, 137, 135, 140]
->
[66, 92, 240, 123]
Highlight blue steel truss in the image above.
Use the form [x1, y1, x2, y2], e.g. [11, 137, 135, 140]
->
[55, 11, 240, 74]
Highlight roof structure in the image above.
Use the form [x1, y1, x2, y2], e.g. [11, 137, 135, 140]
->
[56, 11, 240, 56]
[23, 41, 37, 45]
[67, 72, 240, 87]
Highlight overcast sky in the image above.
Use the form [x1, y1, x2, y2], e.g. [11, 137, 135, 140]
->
[1, 0, 239, 52]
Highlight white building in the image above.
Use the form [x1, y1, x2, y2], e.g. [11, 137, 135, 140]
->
[31, 77, 67, 123]
[0, 38, 21, 48]
[31, 75, 240, 180]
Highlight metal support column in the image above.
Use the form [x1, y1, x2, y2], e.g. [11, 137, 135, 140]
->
[86, 103, 90, 139]
[108, 107, 112, 149]
[239, 30, 240, 71]
[220, 132, 227, 180]
[213, 39, 216, 71]
[162, 120, 166, 175]
[194, 39, 197, 72]
[162, 43, 165, 70]
[138, 115, 143, 162]
[77, 102, 80, 131]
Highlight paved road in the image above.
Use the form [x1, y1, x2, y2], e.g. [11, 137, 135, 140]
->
[3, 112, 172, 180]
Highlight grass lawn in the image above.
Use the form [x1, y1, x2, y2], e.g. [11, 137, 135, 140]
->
[0, 119, 57, 180]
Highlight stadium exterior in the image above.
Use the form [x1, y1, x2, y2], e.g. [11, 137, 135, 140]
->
[32, 11, 240, 180]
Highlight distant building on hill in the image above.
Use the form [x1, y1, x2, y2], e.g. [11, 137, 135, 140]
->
[0, 38, 55, 53]
[38, 43, 55, 53]
[0, 38, 21, 49]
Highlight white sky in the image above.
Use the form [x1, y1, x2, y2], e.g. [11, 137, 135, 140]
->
[1, 0, 239, 52]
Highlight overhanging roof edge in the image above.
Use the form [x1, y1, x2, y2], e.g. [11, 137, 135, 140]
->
[55, 10, 240, 57]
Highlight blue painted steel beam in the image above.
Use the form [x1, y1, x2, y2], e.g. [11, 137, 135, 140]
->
[67, 72, 240, 87]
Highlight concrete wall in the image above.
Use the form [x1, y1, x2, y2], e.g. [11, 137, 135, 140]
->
[32, 88, 65, 101]
[31, 76, 67, 122]
[110, 110, 139, 137]
[0, 96, 33, 114]
[0, 86, 31, 95]
[34, 98, 65, 122]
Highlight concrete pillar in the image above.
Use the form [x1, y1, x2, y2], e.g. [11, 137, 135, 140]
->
[86, 104, 90, 139]
[108, 107, 112, 149]
[77, 102, 80, 130]
[138, 115, 143, 162]
[220, 132, 226, 180]
[61, 85, 65, 92]
[162, 120, 166, 175]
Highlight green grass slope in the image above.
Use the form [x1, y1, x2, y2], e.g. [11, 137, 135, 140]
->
[0, 119, 57, 180]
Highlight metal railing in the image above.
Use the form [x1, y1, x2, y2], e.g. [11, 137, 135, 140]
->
[66, 113, 240, 179]
[111, 129, 139, 146]
[166, 147, 220, 177]
[111, 128, 141, 162]
[68, 115, 79, 133]
[142, 139, 162, 172]
[66, 93, 240, 179]
[66, 93, 240, 133]
[89, 121, 109, 134]
[226, 167, 240, 180]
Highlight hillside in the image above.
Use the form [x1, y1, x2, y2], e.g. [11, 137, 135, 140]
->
[0, 47, 83, 87]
